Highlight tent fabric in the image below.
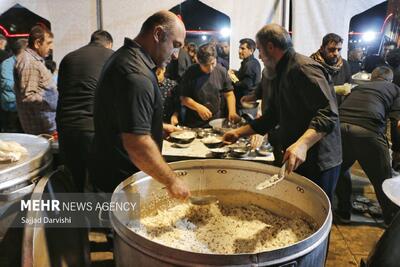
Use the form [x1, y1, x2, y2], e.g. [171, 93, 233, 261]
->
[102, 0, 283, 69]
[292, 0, 386, 59]
[0, 0, 97, 64]
[0, 0, 388, 66]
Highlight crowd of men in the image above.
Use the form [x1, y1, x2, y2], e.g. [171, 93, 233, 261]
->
[1, 10, 400, 227]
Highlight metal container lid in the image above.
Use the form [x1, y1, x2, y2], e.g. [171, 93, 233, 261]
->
[0, 133, 52, 184]
[383, 176, 400, 207]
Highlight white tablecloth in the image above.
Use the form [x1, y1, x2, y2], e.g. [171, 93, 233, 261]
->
[162, 138, 274, 163]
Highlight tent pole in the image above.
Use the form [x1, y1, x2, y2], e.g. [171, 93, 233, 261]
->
[96, 0, 103, 30]
[282, 0, 290, 30]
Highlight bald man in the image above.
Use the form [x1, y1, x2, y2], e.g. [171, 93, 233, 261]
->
[92, 11, 190, 199]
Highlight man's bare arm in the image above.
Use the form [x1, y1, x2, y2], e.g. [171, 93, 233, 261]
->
[223, 91, 240, 122]
[181, 96, 212, 120]
[122, 133, 189, 199]
[283, 129, 326, 173]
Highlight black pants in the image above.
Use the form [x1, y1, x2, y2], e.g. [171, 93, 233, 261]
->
[58, 129, 94, 192]
[335, 123, 399, 224]
[1, 110, 22, 132]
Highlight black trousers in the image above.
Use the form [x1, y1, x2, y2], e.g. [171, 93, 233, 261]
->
[335, 123, 399, 224]
[58, 129, 94, 192]
[1, 110, 22, 132]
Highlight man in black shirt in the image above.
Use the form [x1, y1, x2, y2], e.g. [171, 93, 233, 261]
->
[310, 33, 352, 105]
[382, 41, 397, 62]
[180, 43, 240, 128]
[217, 40, 230, 70]
[91, 11, 190, 199]
[348, 47, 363, 75]
[229, 38, 261, 118]
[387, 48, 400, 87]
[335, 66, 400, 224]
[56, 30, 113, 192]
[223, 24, 342, 201]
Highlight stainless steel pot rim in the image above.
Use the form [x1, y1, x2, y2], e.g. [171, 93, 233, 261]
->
[111, 210, 331, 265]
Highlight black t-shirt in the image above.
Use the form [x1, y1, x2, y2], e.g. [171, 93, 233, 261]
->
[165, 48, 192, 82]
[92, 38, 163, 192]
[180, 64, 232, 128]
[56, 43, 113, 131]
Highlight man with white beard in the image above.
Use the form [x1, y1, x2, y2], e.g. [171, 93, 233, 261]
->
[224, 24, 342, 202]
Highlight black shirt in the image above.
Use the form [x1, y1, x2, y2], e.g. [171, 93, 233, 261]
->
[92, 38, 163, 192]
[340, 81, 400, 134]
[165, 48, 192, 82]
[56, 43, 113, 131]
[331, 59, 352, 86]
[348, 60, 362, 75]
[217, 56, 229, 70]
[180, 64, 233, 128]
[250, 49, 342, 171]
[393, 66, 400, 88]
[234, 55, 261, 108]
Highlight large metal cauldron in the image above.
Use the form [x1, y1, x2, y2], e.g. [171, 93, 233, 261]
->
[0, 133, 53, 267]
[111, 160, 332, 267]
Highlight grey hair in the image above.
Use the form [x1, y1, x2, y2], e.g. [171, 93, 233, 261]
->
[371, 66, 393, 82]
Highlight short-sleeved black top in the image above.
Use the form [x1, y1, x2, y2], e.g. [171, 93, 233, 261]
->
[180, 64, 232, 128]
[92, 38, 163, 192]
[56, 43, 113, 132]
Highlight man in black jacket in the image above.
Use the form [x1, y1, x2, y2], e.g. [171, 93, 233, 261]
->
[229, 38, 261, 117]
[335, 66, 400, 225]
[56, 30, 113, 192]
[223, 24, 342, 201]
[311, 33, 352, 105]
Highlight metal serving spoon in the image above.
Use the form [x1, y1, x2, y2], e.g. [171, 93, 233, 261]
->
[189, 195, 219, 205]
[256, 162, 287, 190]
[162, 187, 218, 205]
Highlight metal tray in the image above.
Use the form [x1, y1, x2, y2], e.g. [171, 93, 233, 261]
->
[0, 133, 52, 183]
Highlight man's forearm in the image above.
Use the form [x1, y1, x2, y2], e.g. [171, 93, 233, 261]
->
[236, 124, 256, 138]
[181, 96, 202, 111]
[122, 133, 176, 186]
[297, 128, 326, 150]
[224, 91, 237, 114]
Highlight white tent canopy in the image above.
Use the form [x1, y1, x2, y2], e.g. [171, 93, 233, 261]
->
[292, 0, 385, 58]
[0, 0, 387, 67]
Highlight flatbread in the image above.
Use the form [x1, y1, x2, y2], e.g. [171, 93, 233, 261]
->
[0, 140, 28, 162]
